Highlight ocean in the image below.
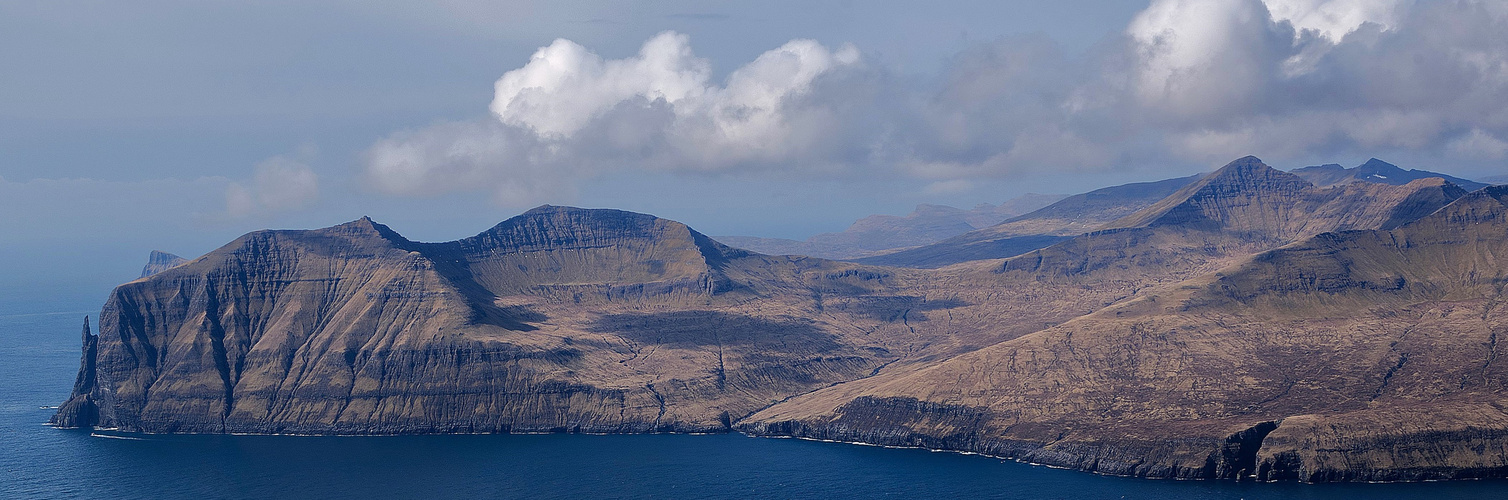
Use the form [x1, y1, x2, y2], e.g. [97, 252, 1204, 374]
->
[3, 298, 1505, 499]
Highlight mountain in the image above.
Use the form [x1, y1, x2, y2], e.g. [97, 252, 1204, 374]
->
[741, 186, 1508, 482]
[138, 250, 187, 278]
[853, 174, 1202, 268]
[717, 193, 1065, 260]
[1292, 158, 1488, 191]
[1483, 174, 1508, 185]
[55, 202, 1194, 435]
[52, 156, 1508, 482]
[54, 206, 1022, 434]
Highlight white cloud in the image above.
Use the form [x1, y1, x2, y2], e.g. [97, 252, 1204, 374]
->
[1448, 129, 1508, 159]
[1264, 0, 1409, 40]
[367, 31, 866, 207]
[226, 156, 319, 218]
[490, 33, 710, 137]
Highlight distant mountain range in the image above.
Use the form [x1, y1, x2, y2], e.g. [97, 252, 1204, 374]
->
[138, 250, 186, 279]
[724, 158, 1489, 269]
[55, 156, 1508, 482]
[716, 193, 1065, 260]
[854, 174, 1201, 268]
[1291, 158, 1488, 191]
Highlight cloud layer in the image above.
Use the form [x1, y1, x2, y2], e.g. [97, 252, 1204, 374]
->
[366, 0, 1508, 206]
[226, 156, 319, 218]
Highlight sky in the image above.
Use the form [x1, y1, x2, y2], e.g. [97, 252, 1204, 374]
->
[3, 0, 1507, 309]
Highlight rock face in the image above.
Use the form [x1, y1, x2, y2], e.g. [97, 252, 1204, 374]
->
[53, 157, 1508, 482]
[138, 251, 188, 278]
[717, 193, 1066, 260]
[1292, 158, 1488, 191]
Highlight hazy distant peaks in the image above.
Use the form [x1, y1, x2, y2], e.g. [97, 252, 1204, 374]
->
[1292, 159, 1489, 191]
[139, 251, 187, 279]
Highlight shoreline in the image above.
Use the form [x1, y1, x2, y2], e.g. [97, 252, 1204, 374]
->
[54, 423, 1504, 485]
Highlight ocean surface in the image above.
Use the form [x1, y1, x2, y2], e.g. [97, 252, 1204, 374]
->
[3, 297, 1506, 499]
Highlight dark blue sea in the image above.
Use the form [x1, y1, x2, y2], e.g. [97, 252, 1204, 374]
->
[3, 297, 1506, 499]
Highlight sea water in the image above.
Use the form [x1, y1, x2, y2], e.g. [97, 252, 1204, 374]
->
[3, 298, 1505, 499]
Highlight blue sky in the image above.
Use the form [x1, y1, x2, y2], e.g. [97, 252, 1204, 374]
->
[2, 0, 1506, 307]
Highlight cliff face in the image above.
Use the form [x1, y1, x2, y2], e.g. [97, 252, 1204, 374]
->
[741, 186, 1508, 482]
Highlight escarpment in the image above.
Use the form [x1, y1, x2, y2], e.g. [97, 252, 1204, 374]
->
[54, 157, 1508, 482]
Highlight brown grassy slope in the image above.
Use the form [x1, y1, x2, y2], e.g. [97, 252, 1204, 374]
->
[741, 186, 1508, 482]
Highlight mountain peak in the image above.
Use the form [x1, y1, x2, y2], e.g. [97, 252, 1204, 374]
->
[522, 204, 566, 215]
[1293, 158, 1488, 191]
[1356, 158, 1407, 178]
[139, 250, 188, 278]
[325, 216, 412, 247]
[1104, 156, 1310, 231]
[1226, 154, 1265, 166]
[1204, 156, 1304, 184]
[460, 205, 746, 284]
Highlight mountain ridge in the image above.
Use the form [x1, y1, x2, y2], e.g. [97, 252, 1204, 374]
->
[717, 193, 1066, 260]
[1292, 158, 1488, 191]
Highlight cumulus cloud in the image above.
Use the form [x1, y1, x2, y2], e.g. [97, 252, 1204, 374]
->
[1124, 0, 1508, 164]
[226, 156, 319, 218]
[367, 32, 868, 206]
[366, 1, 1508, 204]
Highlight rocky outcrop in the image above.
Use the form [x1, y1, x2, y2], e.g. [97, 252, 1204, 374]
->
[50, 318, 99, 428]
